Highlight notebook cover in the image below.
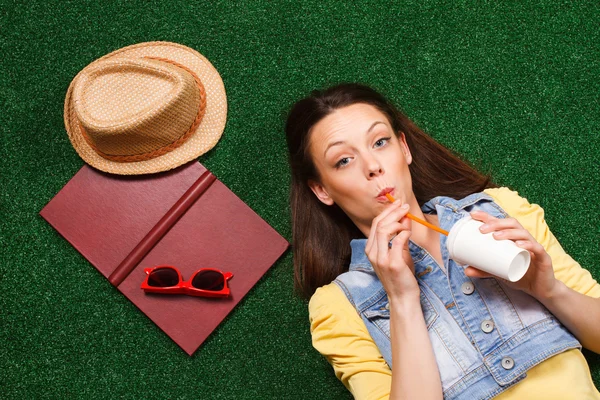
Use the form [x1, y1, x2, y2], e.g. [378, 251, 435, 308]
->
[40, 162, 289, 355]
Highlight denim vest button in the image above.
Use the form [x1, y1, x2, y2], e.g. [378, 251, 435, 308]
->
[481, 319, 494, 333]
[461, 282, 475, 295]
[501, 357, 515, 370]
[385, 303, 390, 310]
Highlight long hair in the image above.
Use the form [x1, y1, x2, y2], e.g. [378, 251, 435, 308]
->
[285, 83, 495, 299]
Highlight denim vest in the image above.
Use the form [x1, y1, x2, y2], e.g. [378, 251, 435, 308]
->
[334, 193, 580, 400]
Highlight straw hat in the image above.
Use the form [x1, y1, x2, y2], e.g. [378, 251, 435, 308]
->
[64, 41, 227, 175]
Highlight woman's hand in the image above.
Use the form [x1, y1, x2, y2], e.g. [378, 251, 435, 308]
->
[365, 201, 418, 302]
[464, 211, 558, 300]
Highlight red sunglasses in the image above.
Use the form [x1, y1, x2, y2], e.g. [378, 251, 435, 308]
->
[141, 265, 233, 298]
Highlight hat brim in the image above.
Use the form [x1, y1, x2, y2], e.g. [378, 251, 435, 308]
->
[65, 41, 227, 175]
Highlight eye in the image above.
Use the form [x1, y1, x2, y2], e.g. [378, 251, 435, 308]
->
[374, 137, 391, 148]
[335, 157, 351, 168]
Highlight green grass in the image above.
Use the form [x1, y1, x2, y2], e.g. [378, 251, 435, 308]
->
[2, 1, 599, 398]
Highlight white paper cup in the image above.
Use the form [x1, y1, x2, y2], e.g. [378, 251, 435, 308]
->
[447, 217, 530, 282]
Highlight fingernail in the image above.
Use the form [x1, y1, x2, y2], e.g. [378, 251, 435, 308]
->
[401, 203, 409, 209]
[479, 224, 488, 232]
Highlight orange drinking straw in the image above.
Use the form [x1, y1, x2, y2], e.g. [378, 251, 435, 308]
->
[385, 193, 449, 236]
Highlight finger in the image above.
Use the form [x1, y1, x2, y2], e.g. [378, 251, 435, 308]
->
[366, 201, 403, 253]
[379, 203, 411, 227]
[478, 217, 523, 234]
[378, 217, 413, 268]
[378, 214, 411, 237]
[367, 220, 404, 264]
[389, 229, 411, 265]
[464, 266, 494, 279]
[486, 225, 548, 261]
[514, 239, 547, 259]
[367, 202, 409, 254]
[395, 211, 412, 231]
[491, 228, 533, 242]
[470, 211, 497, 224]
[375, 204, 411, 252]
[375, 200, 405, 223]
[375, 222, 398, 266]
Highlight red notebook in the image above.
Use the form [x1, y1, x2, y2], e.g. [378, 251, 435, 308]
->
[40, 162, 288, 355]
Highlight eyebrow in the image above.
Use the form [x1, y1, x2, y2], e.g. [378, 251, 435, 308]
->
[323, 121, 386, 157]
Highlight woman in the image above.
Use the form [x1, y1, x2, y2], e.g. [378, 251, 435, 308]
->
[285, 83, 600, 400]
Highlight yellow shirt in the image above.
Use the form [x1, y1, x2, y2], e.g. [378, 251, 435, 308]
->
[309, 187, 600, 399]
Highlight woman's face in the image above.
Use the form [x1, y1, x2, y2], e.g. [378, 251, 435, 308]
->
[308, 103, 414, 234]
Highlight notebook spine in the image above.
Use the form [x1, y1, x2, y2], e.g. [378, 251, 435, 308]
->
[108, 169, 217, 286]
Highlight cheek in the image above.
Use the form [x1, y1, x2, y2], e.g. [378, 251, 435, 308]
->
[327, 178, 373, 211]
[387, 151, 411, 176]
[324, 175, 357, 197]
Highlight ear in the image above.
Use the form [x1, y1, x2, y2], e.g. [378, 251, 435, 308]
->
[398, 132, 412, 165]
[308, 179, 334, 206]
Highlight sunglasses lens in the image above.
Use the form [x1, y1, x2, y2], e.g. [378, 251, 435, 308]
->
[147, 268, 179, 287]
[191, 270, 225, 291]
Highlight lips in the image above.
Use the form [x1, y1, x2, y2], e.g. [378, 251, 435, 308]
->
[376, 187, 394, 199]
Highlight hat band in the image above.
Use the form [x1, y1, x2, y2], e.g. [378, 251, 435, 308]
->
[79, 57, 207, 163]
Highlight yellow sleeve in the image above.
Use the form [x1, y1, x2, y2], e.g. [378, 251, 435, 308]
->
[309, 283, 392, 400]
[485, 187, 600, 298]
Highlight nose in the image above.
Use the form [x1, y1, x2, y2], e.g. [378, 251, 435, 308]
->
[364, 153, 384, 178]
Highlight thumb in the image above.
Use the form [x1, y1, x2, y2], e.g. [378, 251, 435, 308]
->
[390, 229, 411, 252]
[390, 230, 413, 267]
[464, 266, 493, 279]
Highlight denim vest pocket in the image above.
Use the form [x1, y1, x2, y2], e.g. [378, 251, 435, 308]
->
[363, 291, 439, 338]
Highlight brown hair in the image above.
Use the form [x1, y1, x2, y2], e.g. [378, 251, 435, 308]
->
[285, 83, 495, 299]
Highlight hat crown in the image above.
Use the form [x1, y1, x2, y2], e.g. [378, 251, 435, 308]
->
[72, 58, 201, 158]
[65, 41, 227, 175]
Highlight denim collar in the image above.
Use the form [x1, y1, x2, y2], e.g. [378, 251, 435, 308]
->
[421, 192, 493, 214]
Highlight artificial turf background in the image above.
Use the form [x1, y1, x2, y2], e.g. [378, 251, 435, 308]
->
[2, 1, 599, 398]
